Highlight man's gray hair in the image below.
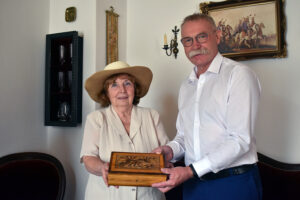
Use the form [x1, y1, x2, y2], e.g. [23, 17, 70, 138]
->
[181, 13, 217, 30]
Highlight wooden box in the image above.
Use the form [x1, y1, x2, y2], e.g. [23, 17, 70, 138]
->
[108, 152, 167, 187]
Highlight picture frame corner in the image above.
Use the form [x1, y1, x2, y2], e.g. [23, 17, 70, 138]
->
[200, 0, 287, 60]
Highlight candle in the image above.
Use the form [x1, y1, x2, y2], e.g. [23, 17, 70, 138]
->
[164, 34, 167, 45]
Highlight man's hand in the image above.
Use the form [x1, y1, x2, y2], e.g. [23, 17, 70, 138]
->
[152, 145, 174, 167]
[152, 166, 194, 193]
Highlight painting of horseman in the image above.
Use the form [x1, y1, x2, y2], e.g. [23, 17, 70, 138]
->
[207, 1, 278, 54]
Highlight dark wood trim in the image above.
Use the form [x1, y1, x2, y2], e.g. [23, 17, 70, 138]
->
[258, 152, 300, 171]
[0, 152, 66, 200]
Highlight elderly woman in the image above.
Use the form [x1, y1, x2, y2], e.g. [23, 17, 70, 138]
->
[80, 61, 169, 200]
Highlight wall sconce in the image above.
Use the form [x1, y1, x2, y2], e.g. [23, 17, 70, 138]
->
[162, 26, 180, 59]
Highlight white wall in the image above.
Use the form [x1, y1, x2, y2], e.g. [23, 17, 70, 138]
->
[247, 0, 300, 163]
[127, 0, 300, 163]
[0, 0, 49, 155]
[48, 1, 97, 199]
[127, 0, 201, 137]
[48, 0, 127, 199]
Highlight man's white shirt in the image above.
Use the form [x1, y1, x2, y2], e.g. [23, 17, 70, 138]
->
[168, 53, 261, 177]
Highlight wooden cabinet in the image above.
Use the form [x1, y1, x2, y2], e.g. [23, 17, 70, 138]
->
[45, 31, 83, 127]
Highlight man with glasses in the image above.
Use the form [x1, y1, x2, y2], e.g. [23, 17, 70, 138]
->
[152, 13, 262, 200]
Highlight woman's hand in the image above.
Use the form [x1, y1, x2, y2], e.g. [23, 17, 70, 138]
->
[82, 156, 119, 188]
[100, 162, 119, 188]
[100, 162, 109, 186]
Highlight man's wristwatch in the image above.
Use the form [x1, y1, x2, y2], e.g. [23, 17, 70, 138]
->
[189, 164, 198, 178]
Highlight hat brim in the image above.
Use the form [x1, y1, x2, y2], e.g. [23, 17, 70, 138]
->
[85, 66, 153, 103]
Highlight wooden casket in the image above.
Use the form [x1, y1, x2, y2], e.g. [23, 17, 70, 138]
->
[108, 152, 167, 186]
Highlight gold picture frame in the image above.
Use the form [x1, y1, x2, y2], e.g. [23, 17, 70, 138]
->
[200, 0, 286, 60]
[106, 7, 119, 64]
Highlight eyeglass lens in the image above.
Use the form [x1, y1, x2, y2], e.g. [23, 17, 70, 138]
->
[181, 33, 209, 47]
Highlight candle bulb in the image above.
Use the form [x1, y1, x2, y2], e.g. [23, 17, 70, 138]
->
[164, 34, 167, 45]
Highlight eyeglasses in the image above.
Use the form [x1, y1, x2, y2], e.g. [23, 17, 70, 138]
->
[181, 32, 214, 47]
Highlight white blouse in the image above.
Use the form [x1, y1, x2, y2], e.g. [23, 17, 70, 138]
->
[80, 105, 169, 200]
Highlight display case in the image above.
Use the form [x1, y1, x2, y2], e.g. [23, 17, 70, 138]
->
[45, 31, 83, 127]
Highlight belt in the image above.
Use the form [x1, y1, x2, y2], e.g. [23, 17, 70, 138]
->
[200, 164, 256, 181]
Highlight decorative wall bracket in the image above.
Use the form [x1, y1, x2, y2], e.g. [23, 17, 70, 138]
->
[65, 7, 76, 22]
[162, 26, 180, 59]
[106, 6, 119, 64]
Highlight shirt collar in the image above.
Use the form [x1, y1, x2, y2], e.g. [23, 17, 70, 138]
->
[188, 52, 223, 83]
[188, 67, 198, 83]
[207, 52, 223, 74]
[107, 105, 141, 139]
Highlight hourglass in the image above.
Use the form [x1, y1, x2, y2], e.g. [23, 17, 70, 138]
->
[58, 71, 65, 92]
[57, 101, 71, 121]
[70, 43, 73, 64]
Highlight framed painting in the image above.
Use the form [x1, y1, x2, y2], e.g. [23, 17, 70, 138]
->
[106, 6, 119, 64]
[200, 0, 286, 60]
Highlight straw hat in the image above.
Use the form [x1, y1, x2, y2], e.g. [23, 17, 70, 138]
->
[85, 61, 153, 103]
